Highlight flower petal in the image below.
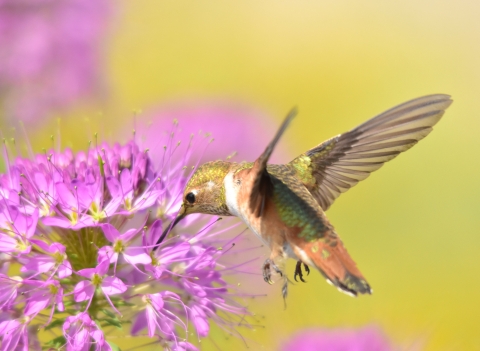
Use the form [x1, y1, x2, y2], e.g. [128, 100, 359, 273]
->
[21, 255, 55, 274]
[123, 247, 151, 265]
[191, 305, 209, 337]
[58, 260, 72, 278]
[101, 223, 121, 242]
[101, 277, 127, 296]
[98, 246, 117, 264]
[24, 291, 50, 316]
[77, 267, 96, 279]
[0, 234, 19, 253]
[74, 280, 95, 302]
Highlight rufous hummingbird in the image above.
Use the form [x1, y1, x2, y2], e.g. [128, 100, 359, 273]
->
[156, 94, 452, 299]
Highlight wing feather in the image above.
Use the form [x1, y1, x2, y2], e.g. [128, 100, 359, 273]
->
[289, 94, 452, 210]
[249, 108, 298, 216]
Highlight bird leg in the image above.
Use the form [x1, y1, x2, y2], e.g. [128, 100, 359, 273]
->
[262, 247, 289, 301]
[262, 258, 283, 285]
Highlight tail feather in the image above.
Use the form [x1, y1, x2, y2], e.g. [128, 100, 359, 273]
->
[297, 235, 372, 296]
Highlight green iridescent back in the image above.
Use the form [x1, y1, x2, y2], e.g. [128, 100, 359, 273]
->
[266, 164, 329, 242]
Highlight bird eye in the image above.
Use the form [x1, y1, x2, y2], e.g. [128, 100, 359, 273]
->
[185, 192, 196, 204]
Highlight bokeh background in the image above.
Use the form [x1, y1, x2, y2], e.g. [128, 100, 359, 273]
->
[1, 0, 479, 350]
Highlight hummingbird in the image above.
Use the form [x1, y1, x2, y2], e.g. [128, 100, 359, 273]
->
[156, 94, 452, 299]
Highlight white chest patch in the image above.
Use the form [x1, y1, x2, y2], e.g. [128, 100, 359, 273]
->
[223, 171, 268, 246]
[223, 171, 241, 217]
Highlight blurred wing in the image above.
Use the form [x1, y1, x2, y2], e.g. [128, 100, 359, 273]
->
[249, 107, 297, 217]
[289, 94, 453, 210]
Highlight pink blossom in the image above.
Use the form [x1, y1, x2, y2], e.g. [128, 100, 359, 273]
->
[0, 318, 29, 351]
[98, 223, 151, 271]
[0, 136, 253, 348]
[23, 280, 64, 321]
[0, 0, 111, 123]
[134, 102, 290, 165]
[0, 208, 38, 254]
[144, 220, 191, 279]
[0, 274, 22, 309]
[132, 292, 186, 341]
[106, 167, 160, 214]
[21, 241, 72, 278]
[74, 260, 127, 311]
[63, 313, 111, 351]
[280, 326, 393, 351]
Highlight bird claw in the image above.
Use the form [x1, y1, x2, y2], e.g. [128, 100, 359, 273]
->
[262, 258, 283, 285]
[294, 260, 310, 283]
[282, 280, 288, 301]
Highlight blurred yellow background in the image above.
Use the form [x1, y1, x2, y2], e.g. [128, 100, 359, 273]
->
[21, 1, 480, 350]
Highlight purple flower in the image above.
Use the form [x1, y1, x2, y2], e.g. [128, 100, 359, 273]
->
[0, 207, 38, 254]
[0, 275, 22, 309]
[0, 317, 29, 351]
[21, 241, 72, 278]
[14, 141, 157, 228]
[144, 220, 191, 279]
[63, 313, 111, 351]
[23, 279, 64, 321]
[0, 0, 111, 123]
[280, 326, 393, 351]
[0, 134, 253, 349]
[74, 260, 127, 311]
[170, 233, 251, 338]
[132, 292, 186, 340]
[133, 102, 291, 165]
[98, 223, 151, 271]
[41, 178, 121, 229]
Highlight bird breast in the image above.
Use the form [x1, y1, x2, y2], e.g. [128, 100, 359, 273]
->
[224, 171, 269, 246]
[224, 171, 242, 218]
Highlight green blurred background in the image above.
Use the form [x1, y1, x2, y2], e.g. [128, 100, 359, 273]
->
[20, 1, 480, 350]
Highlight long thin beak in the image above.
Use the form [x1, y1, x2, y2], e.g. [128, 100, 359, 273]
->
[153, 205, 187, 250]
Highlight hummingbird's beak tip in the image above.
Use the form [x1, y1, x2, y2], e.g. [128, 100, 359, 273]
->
[154, 205, 188, 250]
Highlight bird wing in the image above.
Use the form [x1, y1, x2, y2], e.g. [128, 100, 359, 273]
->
[288, 94, 453, 210]
[249, 108, 297, 217]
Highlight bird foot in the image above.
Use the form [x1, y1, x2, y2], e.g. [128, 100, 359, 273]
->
[262, 258, 283, 285]
[293, 260, 310, 283]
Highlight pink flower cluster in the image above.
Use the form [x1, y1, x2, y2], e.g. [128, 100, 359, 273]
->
[0, 0, 111, 123]
[281, 326, 393, 351]
[0, 137, 250, 350]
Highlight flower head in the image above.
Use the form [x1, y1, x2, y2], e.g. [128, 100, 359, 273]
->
[23, 279, 64, 321]
[281, 326, 393, 351]
[132, 102, 291, 165]
[21, 241, 72, 278]
[0, 130, 254, 349]
[63, 313, 111, 351]
[98, 223, 151, 271]
[0, 0, 111, 123]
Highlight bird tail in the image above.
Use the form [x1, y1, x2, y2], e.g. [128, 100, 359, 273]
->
[295, 233, 372, 296]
